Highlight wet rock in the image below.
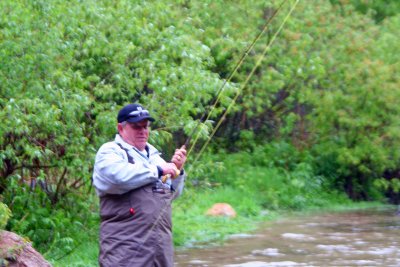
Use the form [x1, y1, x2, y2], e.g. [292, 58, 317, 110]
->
[0, 230, 52, 267]
[206, 203, 236, 218]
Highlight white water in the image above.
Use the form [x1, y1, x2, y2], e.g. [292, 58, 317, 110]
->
[175, 207, 400, 267]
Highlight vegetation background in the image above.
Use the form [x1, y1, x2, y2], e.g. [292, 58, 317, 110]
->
[0, 0, 399, 266]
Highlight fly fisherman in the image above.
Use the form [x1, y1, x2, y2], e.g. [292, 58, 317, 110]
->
[92, 103, 187, 267]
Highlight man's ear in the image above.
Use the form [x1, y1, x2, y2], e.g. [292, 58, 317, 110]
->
[117, 123, 123, 134]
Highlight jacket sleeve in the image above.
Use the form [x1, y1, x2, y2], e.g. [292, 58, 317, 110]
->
[93, 143, 159, 195]
[171, 171, 186, 200]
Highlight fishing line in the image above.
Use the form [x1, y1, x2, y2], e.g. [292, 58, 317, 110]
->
[188, 0, 300, 173]
[186, 0, 290, 160]
[161, 0, 289, 183]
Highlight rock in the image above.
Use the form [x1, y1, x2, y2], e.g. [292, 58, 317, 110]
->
[205, 203, 237, 218]
[0, 230, 52, 267]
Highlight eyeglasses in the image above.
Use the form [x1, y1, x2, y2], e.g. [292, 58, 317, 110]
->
[127, 122, 150, 130]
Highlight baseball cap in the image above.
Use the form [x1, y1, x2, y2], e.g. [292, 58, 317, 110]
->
[117, 103, 155, 123]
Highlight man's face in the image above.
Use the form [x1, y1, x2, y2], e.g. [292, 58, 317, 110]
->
[118, 120, 150, 150]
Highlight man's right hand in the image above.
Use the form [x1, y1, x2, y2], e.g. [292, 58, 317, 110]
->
[160, 162, 180, 177]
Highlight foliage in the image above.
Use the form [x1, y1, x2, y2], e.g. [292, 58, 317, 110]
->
[330, 0, 400, 22]
[205, 148, 350, 210]
[0, 0, 235, 256]
[173, 186, 262, 248]
[209, 1, 400, 201]
[0, 0, 234, 196]
[0, 202, 11, 229]
[301, 7, 400, 200]
[0, 0, 399, 262]
[2, 180, 98, 259]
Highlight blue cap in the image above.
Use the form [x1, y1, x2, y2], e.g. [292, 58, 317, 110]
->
[117, 103, 155, 123]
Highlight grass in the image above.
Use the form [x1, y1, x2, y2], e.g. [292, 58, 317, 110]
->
[49, 223, 99, 267]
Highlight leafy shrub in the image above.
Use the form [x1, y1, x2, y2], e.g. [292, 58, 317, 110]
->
[205, 147, 345, 211]
[0, 202, 11, 229]
[2, 180, 98, 258]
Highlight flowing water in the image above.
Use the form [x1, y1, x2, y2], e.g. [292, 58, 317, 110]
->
[174, 207, 400, 267]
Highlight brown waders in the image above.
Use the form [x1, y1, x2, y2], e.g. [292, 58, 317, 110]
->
[99, 184, 174, 267]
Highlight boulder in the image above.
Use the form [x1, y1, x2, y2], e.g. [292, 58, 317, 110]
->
[205, 203, 237, 218]
[0, 230, 52, 267]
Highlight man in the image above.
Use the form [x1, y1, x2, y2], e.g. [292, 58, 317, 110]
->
[92, 103, 187, 267]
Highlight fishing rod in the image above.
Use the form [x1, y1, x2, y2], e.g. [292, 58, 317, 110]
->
[185, 0, 291, 160]
[161, 0, 292, 183]
[188, 0, 300, 171]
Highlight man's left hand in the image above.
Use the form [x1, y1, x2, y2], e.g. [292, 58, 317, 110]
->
[171, 145, 187, 170]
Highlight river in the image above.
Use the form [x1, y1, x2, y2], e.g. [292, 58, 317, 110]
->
[174, 206, 400, 267]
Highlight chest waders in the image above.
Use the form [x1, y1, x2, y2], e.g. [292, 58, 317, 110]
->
[99, 144, 174, 267]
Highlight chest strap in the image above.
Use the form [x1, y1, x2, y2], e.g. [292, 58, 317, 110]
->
[116, 143, 135, 164]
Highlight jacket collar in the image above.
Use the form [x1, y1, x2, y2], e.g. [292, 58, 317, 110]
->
[114, 134, 133, 150]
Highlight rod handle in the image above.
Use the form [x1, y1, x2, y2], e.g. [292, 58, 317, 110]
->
[161, 169, 180, 183]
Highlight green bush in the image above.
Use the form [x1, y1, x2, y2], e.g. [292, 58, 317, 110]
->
[0, 202, 11, 229]
[2, 180, 98, 258]
[205, 147, 346, 211]
[0, 0, 399, 261]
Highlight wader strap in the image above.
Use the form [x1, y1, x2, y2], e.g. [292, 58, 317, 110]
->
[116, 143, 135, 164]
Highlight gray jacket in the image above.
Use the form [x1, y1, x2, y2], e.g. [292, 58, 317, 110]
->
[93, 134, 185, 197]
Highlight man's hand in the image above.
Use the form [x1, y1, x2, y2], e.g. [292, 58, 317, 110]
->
[160, 162, 180, 177]
[171, 145, 187, 170]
